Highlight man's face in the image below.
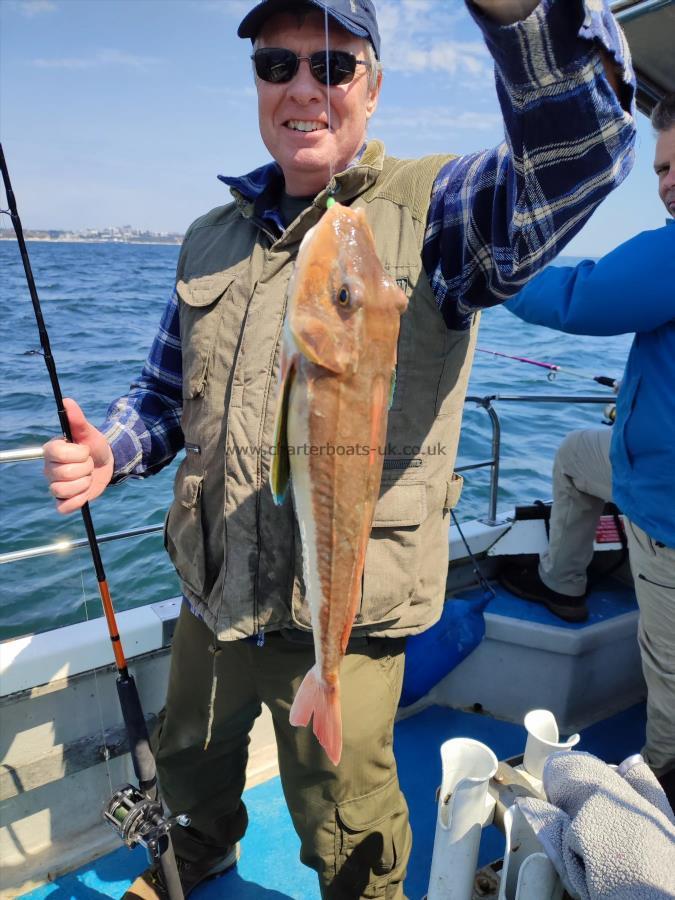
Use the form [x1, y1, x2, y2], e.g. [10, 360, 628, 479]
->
[255, 11, 381, 197]
[654, 125, 675, 217]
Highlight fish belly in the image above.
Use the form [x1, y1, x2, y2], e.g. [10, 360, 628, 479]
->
[286, 369, 384, 765]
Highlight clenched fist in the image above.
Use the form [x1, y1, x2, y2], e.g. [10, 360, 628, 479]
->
[43, 398, 114, 514]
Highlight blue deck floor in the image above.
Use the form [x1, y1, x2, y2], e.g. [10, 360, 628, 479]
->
[21, 702, 646, 900]
[477, 576, 637, 628]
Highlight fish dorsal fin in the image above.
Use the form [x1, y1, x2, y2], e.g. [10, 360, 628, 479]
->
[270, 358, 296, 505]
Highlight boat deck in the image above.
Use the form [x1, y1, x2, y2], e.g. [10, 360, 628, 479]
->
[19, 700, 646, 900]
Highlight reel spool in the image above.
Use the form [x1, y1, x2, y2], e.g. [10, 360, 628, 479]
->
[104, 784, 188, 851]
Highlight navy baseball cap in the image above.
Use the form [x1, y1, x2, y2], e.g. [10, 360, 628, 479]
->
[238, 0, 381, 60]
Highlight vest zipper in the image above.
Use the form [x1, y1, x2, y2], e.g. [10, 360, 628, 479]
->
[383, 457, 422, 470]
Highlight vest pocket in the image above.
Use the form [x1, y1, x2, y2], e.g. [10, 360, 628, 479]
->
[177, 272, 237, 399]
[361, 482, 427, 624]
[164, 472, 207, 599]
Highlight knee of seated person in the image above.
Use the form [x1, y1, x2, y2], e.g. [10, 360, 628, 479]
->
[555, 429, 588, 469]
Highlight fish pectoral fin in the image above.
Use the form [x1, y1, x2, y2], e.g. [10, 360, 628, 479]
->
[270, 356, 296, 505]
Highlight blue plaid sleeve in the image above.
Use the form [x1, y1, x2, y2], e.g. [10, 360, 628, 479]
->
[424, 0, 636, 329]
[100, 290, 184, 479]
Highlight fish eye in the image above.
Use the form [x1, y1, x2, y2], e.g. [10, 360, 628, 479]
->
[337, 285, 351, 307]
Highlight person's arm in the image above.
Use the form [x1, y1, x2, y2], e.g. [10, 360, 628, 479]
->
[505, 225, 675, 336]
[101, 289, 184, 480]
[423, 0, 636, 329]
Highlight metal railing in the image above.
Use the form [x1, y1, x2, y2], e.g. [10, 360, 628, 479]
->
[0, 393, 613, 562]
[459, 394, 611, 526]
[0, 447, 44, 463]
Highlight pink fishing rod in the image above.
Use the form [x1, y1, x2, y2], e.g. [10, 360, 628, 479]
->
[477, 348, 618, 389]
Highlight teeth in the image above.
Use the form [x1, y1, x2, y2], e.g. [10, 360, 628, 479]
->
[287, 120, 325, 132]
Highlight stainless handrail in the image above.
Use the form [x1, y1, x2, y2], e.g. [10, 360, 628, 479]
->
[462, 394, 611, 525]
[0, 393, 613, 560]
[0, 524, 164, 565]
[0, 447, 44, 463]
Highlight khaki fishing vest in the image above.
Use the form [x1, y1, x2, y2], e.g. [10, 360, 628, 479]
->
[166, 140, 478, 641]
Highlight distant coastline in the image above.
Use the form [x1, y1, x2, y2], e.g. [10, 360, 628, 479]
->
[0, 227, 183, 245]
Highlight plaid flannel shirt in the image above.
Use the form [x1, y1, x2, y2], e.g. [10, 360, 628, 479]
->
[102, 0, 636, 479]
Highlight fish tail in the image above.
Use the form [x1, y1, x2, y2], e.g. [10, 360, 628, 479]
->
[289, 665, 342, 766]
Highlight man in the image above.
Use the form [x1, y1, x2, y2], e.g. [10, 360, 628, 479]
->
[42, 1, 635, 897]
[501, 92, 675, 806]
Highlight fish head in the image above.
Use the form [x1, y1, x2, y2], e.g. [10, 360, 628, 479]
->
[288, 203, 407, 376]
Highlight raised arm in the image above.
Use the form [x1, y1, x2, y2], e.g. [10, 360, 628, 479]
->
[505, 225, 675, 336]
[423, 0, 636, 329]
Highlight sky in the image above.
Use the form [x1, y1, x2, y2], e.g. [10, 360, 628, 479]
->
[0, 0, 666, 256]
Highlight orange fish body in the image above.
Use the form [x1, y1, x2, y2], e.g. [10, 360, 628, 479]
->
[271, 203, 408, 765]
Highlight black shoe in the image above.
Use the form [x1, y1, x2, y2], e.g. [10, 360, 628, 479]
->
[499, 562, 589, 623]
[123, 844, 239, 899]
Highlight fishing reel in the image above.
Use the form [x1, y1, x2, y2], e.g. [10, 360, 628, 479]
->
[104, 784, 189, 851]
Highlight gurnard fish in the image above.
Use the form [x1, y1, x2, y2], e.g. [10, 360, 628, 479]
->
[270, 202, 408, 766]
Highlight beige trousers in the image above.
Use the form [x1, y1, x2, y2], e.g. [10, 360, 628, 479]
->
[541, 427, 675, 776]
[625, 521, 675, 776]
[153, 604, 411, 899]
[539, 427, 613, 597]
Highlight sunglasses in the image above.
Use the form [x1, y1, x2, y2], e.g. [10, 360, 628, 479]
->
[252, 48, 370, 87]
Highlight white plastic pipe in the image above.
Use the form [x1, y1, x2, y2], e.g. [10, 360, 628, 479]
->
[427, 738, 498, 900]
[523, 709, 579, 781]
[499, 804, 564, 900]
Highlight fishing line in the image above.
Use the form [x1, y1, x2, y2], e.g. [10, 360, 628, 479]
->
[450, 509, 497, 603]
[323, 2, 336, 201]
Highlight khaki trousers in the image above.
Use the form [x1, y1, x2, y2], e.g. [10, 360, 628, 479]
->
[541, 427, 675, 776]
[154, 603, 411, 899]
[625, 521, 675, 777]
[539, 427, 613, 597]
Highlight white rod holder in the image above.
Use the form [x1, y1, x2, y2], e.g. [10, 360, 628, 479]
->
[523, 709, 579, 781]
[427, 738, 498, 900]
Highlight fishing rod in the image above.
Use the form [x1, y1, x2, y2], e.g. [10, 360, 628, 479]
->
[477, 348, 618, 389]
[0, 144, 184, 899]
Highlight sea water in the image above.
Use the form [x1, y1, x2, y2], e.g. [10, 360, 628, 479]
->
[0, 241, 631, 639]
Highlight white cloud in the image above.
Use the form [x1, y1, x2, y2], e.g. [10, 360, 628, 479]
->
[377, 0, 492, 81]
[389, 40, 491, 77]
[32, 49, 162, 69]
[374, 106, 501, 134]
[9, 0, 57, 16]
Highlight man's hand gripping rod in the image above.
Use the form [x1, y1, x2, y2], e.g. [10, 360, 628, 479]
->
[0, 143, 184, 899]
